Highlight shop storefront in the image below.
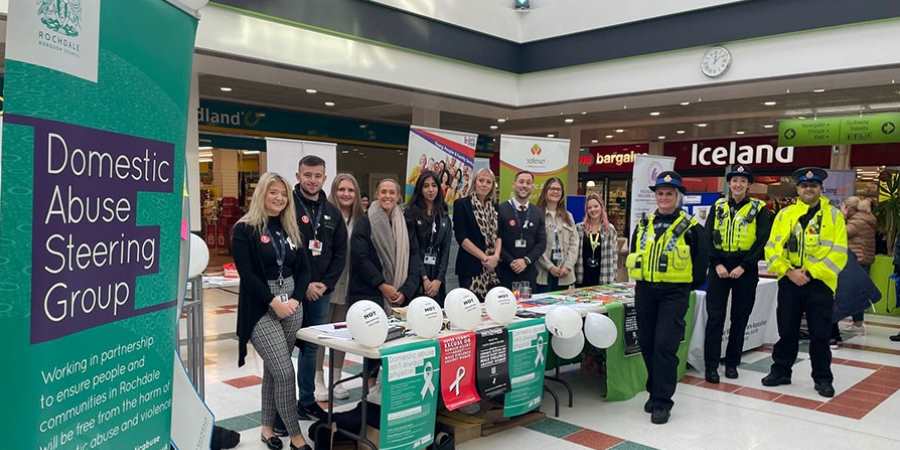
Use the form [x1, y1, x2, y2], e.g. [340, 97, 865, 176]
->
[578, 144, 648, 234]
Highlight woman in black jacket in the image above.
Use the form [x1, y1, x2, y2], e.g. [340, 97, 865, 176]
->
[349, 178, 420, 309]
[232, 172, 311, 450]
[405, 171, 452, 305]
[453, 168, 502, 300]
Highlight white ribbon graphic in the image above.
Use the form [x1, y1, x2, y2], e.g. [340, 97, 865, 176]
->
[449, 366, 466, 396]
[421, 361, 436, 398]
[534, 335, 545, 368]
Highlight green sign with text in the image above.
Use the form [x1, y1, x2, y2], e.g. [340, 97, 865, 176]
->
[779, 113, 900, 146]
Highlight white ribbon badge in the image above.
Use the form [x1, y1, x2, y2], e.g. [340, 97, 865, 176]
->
[449, 366, 466, 396]
[534, 335, 545, 368]
[421, 361, 436, 398]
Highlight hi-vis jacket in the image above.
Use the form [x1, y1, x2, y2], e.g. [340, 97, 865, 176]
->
[712, 197, 766, 252]
[764, 196, 848, 293]
[626, 211, 699, 283]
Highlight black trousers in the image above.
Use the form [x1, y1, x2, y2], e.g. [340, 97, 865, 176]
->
[635, 281, 691, 410]
[704, 269, 758, 369]
[771, 278, 834, 383]
[497, 265, 537, 290]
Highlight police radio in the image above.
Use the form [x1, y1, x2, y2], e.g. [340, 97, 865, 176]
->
[657, 254, 669, 272]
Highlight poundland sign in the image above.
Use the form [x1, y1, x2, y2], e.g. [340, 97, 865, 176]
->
[665, 137, 831, 172]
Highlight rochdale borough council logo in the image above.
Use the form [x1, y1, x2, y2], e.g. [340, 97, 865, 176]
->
[39, 0, 82, 37]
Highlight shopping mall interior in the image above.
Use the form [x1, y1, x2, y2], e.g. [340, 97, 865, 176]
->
[4, 1, 900, 449]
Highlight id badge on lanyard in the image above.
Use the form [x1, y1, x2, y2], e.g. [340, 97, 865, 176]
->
[266, 228, 287, 288]
[300, 200, 324, 256]
[513, 201, 530, 248]
[551, 225, 562, 264]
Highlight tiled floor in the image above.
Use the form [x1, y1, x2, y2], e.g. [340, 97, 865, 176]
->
[189, 288, 900, 449]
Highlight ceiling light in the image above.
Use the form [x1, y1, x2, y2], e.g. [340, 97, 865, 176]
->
[324, 101, 335, 107]
[564, 118, 574, 124]
[198, 158, 213, 163]
[605, 135, 614, 139]
[219, 87, 232, 92]
[657, 135, 666, 140]
[680, 101, 690, 106]
[736, 131, 745, 135]
[785, 109, 814, 116]
[199, 146, 213, 150]
[547, 134, 556, 138]
[490, 125, 498, 130]
[581, 111, 587, 115]
[868, 102, 900, 110]
[763, 101, 777, 106]
[763, 124, 774, 129]
[305, 88, 318, 94]
[591, 139, 599, 143]
[650, 111, 661, 116]
[696, 123, 708, 127]
[497, 118, 507, 123]
[813, 88, 826, 93]
[676, 130, 685, 134]
[615, 129, 625, 133]
[816, 105, 862, 114]
[341, 150, 349, 154]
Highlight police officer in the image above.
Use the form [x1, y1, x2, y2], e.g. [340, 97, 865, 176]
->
[763, 167, 848, 398]
[626, 171, 709, 424]
[703, 165, 772, 383]
[497, 171, 547, 290]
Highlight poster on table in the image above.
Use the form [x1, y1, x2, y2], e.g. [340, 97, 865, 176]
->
[380, 340, 441, 450]
[823, 170, 856, 207]
[475, 326, 511, 399]
[499, 134, 571, 204]
[438, 332, 481, 411]
[266, 137, 338, 195]
[0, 1, 199, 449]
[503, 318, 549, 417]
[623, 305, 641, 356]
[405, 126, 477, 209]
[628, 154, 676, 241]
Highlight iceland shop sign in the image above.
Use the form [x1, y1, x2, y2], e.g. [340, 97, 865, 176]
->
[664, 136, 831, 172]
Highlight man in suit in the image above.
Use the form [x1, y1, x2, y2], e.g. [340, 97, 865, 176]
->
[497, 171, 547, 290]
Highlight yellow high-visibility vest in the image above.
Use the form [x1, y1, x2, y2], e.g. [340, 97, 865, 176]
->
[626, 211, 698, 283]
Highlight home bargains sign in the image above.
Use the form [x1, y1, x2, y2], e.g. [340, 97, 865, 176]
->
[586, 144, 649, 173]
[664, 136, 831, 172]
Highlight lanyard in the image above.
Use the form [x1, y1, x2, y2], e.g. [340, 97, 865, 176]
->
[425, 213, 439, 252]
[509, 200, 530, 238]
[297, 196, 324, 240]
[265, 226, 287, 285]
[588, 230, 601, 253]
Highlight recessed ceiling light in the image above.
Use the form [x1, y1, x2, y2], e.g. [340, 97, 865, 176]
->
[497, 118, 507, 123]
[547, 134, 556, 138]
[763, 124, 775, 129]
[786, 89, 791, 94]
[676, 130, 686, 134]
[650, 111, 661, 116]
[490, 125, 498, 130]
[605, 135, 614, 139]
[305, 88, 318, 94]
[581, 111, 587, 115]
[591, 139, 599, 143]
[199, 146, 213, 150]
[615, 129, 625, 133]
[764, 101, 777, 106]
[736, 130, 745, 135]
[813, 88, 826, 93]
[341, 150, 349, 154]
[696, 123, 708, 127]
[219, 87, 232, 92]
[657, 135, 666, 140]
[564, 118, 574, 124]
[680, 101, 691, 106]
[324, 101, 335, 107]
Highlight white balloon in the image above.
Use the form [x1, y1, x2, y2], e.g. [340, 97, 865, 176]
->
[485, 286, 517, 325]
[551, 331, 585, 359]
[346, 300, 389, 348]
[544, 306, 581, 339]
[445, 288, 482, 331]
[584, 313, 617, 349]
[188, 234, 209, 279]
[407, 296, 444, 338]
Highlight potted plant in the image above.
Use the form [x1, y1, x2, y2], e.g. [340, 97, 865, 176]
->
[872, 169, 900, 314]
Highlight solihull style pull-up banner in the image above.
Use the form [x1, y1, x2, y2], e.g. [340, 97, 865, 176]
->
[0, 1, 200, 449]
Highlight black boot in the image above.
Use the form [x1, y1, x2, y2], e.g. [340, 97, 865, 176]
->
[761, 372, 791, 387]
[814, 381, 835, 398]
[724, 366, 739, 379]
[651, 407, 670, 424]
[705, 367, 720, 384]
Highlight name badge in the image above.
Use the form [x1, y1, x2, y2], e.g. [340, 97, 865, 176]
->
[424, 251, 438, 265]
[515, 239, 527, 248]
[551, 250, 563, 263]
[309, 239, 323, 256]
[278, 293, 289, 303]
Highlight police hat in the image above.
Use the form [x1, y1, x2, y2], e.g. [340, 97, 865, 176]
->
[649, 171, 686, 193]
[792, 167, 828, 185]
[726, 165, 754, 183]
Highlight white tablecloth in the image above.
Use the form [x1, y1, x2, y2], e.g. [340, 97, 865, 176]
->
[687, 278, 780, 372]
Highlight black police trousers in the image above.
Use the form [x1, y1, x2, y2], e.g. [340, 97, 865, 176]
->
[704, 268, 759, 369]
[770, 278, 834, 382]
[635, 281, 691, 410]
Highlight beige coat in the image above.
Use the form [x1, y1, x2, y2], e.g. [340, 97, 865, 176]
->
[846, 210, 877, 265]
[537, 209, 579, 286]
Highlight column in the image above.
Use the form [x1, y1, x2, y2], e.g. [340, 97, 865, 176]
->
[649, 141, 664, 156]
[830, 144, 851, 170]
[412, 108, 441, 128]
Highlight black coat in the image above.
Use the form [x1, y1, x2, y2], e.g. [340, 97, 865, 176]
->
[497, 201, 547, 285]
[232, 222, 310, 366]
[405, 206, 452, 297]
[348, 215, 421, 306]
[453, 197, 492, 279]
[293, 187, 348, 294]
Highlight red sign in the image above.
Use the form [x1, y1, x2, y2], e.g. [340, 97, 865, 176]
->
[586, 144, 649, 173]
[663, 136, 831, 172]
[439, 332, 480, 411]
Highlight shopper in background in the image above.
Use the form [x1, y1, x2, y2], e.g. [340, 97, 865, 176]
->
[891, 236, 900, 342]
[497, 171, 547, 290]
[349, 178, 420, 310]
[232, 172, 312, 450]
[360, 193, 370, 212]
[406, 170, 453, 305]
[625, 171, 709, 424]
[312, 173, 365, 402]
[763, 168, 847, 398]
[535, 177, 578, 293]
[575, 192, 618, 287]
[703, 165, 772, 383]
[843, 196, 877, 329]
[453, 168, 502, 299]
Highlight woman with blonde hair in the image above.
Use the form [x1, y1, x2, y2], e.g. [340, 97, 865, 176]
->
[453, 168, 502, 299]
[232, 172, 312, 450]
[575, 192, 618, 286]
[535, 177, 579, 292]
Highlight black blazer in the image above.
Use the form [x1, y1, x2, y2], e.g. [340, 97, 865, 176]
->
[453, 197, 492, 279]
[348, 215, 421, 306]
[405, 206, 452, 284]
[232, 222, 310, 366]
[497, 201, 547, 280]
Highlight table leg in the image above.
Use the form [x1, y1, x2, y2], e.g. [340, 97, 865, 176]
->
[543, 384, 560, 417]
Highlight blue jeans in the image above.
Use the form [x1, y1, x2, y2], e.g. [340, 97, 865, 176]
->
[298, 293, 330, 406]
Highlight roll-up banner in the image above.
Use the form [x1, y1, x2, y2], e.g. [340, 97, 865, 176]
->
[499, 134, 571, 204]
[628, 154, 676, 239]
[405, 126, 477, 208]
[1, 1, 200, 448]
[266, 137, 338, 196]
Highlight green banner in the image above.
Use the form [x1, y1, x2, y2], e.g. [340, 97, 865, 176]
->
[0, 1, 198, 449]
[380, 340, 440, 450]
[503, 319, 549, 417]
[778, 113, 900, 146]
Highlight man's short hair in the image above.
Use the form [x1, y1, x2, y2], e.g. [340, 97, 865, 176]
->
[515, 170, 534, 181]
[299, 155, 326, 169]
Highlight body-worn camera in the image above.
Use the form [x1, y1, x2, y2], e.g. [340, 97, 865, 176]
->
[657, 254, 669, 272]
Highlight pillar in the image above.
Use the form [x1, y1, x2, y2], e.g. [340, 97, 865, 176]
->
[830, 144, 851, 170]
[412, 108, 440, 128]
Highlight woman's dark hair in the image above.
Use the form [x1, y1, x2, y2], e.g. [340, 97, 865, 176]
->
[410, 170, 447, 215]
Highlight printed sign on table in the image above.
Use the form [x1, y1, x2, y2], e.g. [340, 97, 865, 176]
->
[623, 305, 641, 356]
[503, 319, 549, 417]
[475, 326, 510, 399]
[380, 340, 441, 450]
[439, 332, 480, 411]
